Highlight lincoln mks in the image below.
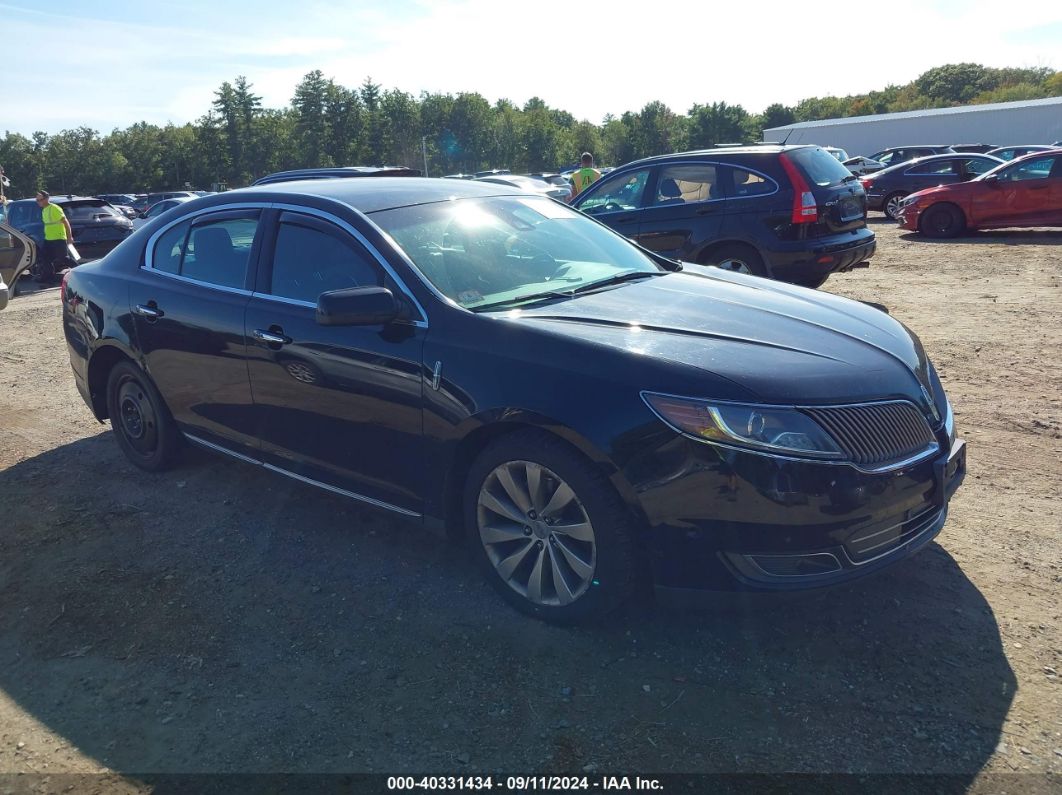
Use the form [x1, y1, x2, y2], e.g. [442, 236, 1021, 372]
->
[62, 178, 966, 622]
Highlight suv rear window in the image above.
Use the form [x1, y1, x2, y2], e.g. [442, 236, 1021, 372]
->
[60, 202, 124, 223]
[786, 147, 855, 187]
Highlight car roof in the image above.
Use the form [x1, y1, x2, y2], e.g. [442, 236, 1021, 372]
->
[229, 176, 526, 213]
[615, 144, 804, 170]
[252, 166, 420, 186]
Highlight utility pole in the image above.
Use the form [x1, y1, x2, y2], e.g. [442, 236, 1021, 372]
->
[421, 136, 429, 177]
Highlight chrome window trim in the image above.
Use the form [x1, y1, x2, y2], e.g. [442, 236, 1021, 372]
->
[183, 433, 421, 518]
[143, 268, 253, 297]
[582, 160, 780, 208]
[640, 391, 941, 474]
[143, 201, 429, 328]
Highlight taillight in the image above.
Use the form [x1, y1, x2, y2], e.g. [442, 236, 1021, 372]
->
[859, 178, 873, 191]
[779, 154, 818, 224]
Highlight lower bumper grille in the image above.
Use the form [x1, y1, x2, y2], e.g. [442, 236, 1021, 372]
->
[844, 505, 942, 563]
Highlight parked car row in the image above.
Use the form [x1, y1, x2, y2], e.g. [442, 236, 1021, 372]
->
[896, 149, 1062, 237]
[841, 143, 1059, 177]
[60, 175, 965, 621]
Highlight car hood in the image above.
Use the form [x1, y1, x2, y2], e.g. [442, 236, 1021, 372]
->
[509, 266, 937, 409]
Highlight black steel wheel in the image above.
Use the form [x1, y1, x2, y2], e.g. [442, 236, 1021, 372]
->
[920, 204, 965, 239]
[106, 361, 181, 471]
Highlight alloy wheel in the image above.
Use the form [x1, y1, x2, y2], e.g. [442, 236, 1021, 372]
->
[477, 461, 596, 607]
[716, 258, 751, 274]
[885, 194, 906, 219]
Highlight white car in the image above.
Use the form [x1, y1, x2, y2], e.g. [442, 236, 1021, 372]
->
[843, 155, 886, 176]
[0, 220, 38, 308]
[823, 146, 850, 163]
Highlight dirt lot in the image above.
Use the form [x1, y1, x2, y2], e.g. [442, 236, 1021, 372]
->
[0, 220, 1059, 792]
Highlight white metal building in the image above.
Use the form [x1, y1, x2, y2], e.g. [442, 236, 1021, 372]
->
[763, 96, 1062, 157]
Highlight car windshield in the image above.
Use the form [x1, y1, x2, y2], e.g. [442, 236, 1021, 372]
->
[372, 196, 664, 311]
[61, 202, 124, 222]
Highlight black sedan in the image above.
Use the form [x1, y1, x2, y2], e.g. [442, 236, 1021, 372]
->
[61, 179, 966, 622]
[860, 154, 1003, 219]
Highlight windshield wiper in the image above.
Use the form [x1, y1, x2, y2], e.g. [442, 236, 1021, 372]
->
[467, 289, 579, 312]
[468, 271, 668, 313]
[569, 270, 668, 295]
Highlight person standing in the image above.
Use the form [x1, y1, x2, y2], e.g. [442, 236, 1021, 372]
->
[568, 152, 601, 202]
[35, 190, 73, 282]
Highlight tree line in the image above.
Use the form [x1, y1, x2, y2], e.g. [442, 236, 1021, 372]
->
[1, 63, 1058, 198]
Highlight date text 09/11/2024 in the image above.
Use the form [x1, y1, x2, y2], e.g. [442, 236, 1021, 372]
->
[386, 776, 664, 791]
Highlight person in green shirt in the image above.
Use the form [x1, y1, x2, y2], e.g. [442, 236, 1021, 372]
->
[35, 190, 74, 282]
[568, 152, 601, 202]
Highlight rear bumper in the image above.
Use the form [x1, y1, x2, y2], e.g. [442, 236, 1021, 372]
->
[866, 193, 885, 210]
[765, 231, 877, 284]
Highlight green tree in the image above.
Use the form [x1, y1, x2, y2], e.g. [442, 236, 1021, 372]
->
[687, 102, 749, 149]
[292, 70, 331, 167]
[914, 63, 989, 104]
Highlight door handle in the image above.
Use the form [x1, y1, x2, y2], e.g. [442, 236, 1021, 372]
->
[614, 215, 636, 224]
[696, 206, 719, 215]
[1029, 184, 1049, 190]
[252, 328, 292, 345]
[133, 303, 164, 320]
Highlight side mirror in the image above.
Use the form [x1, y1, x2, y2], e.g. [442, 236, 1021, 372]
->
[316, 286, 400, 326]
[983, 174, 999, 186]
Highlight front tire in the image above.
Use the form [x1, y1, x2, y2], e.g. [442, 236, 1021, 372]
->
[919, 203, 965, 239]
[464, 430, 641, 623]
[106, 361, 181, 471]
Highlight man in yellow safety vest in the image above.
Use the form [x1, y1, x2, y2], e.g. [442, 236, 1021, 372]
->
[35, 190, 74, 282]
[568, 152, 601, 202]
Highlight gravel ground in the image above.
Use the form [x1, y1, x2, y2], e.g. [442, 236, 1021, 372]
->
[0, 220, 1059, 792]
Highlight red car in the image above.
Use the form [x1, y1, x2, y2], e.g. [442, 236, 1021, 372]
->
[897, 149, 1062, 237]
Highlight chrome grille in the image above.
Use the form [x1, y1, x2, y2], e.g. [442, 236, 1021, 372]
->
[801, 401, 936, 469]
[844, 506, 942, 563]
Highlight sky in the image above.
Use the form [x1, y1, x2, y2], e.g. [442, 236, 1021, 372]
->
[2, 0, 1061, 136]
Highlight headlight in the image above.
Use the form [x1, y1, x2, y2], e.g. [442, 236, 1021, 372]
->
[642, 393, 844, 460]
[943, 398, 956, 447]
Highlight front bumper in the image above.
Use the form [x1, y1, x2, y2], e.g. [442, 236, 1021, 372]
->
[625, 429, 966, 594]
[895, 204, 922, 231]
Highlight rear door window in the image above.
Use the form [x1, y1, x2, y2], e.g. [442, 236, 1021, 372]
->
[727, 168, 775, 198]
[651, 164, 720, 205]
[153, 214, 260, 289]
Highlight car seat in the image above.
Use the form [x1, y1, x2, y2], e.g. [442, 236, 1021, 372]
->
[185, 226, 243, 287]
[656, 177, 685, 206]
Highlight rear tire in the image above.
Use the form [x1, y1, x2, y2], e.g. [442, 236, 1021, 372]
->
[919, 203, 965, 239]
[464, 429, 641, 623]
[106, 361, 181, 472]
[883, 192, 907, 220]
[701, 244, 767, 277]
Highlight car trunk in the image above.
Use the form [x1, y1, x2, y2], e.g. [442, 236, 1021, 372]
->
[785, 147, 868, 237]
